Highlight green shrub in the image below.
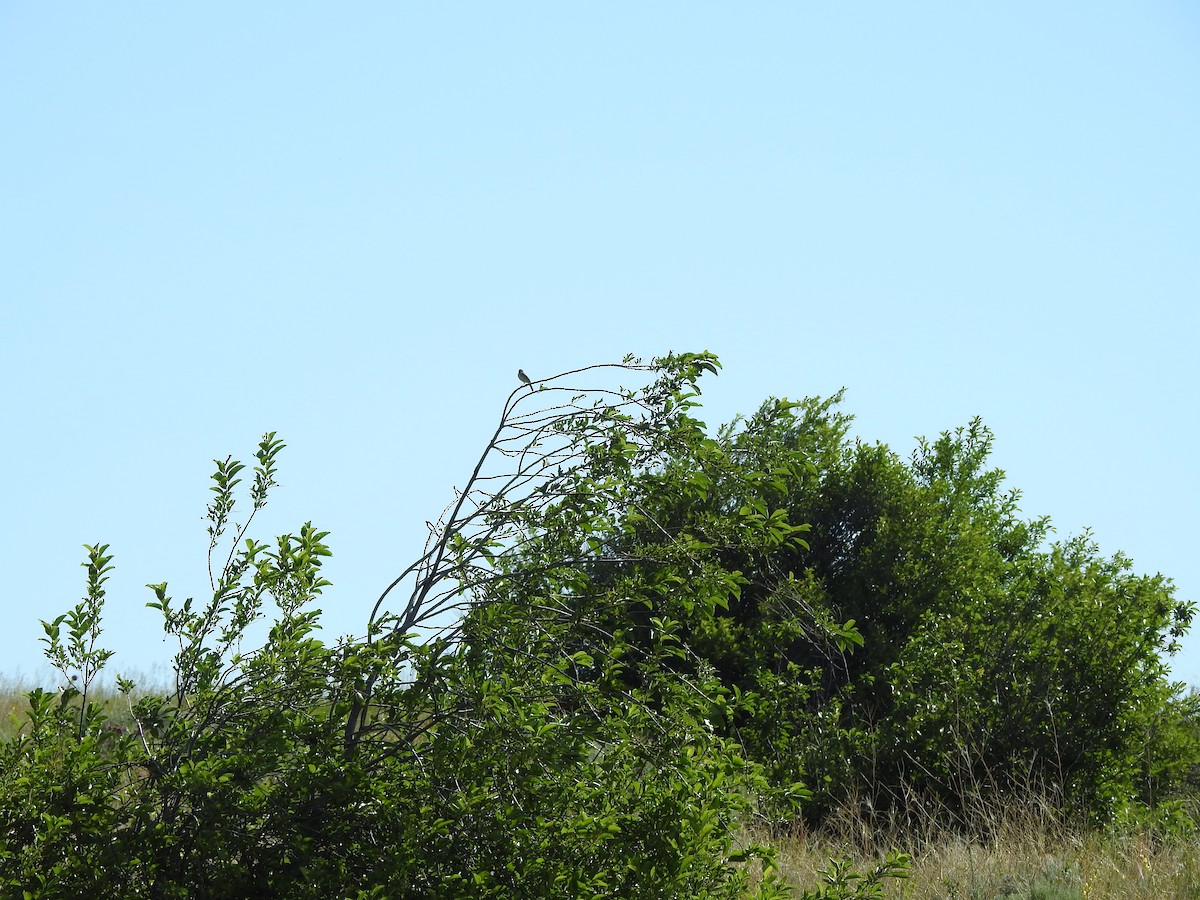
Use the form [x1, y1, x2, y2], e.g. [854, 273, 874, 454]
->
[580, 390, 1199, 829]
[0, 355, 905, 899]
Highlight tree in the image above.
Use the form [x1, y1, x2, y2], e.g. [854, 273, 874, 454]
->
[586, 390, 1198, 830]
[5, 354, 914, 898]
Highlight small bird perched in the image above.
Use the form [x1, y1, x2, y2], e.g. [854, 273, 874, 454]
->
[517, 368, 532, 388]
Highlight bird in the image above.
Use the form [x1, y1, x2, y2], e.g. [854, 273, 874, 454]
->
[517, 369, 532, 389]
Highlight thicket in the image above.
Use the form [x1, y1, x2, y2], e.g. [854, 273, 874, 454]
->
[1, 352, 1194, 898]
[590, 390, 1200, 833]
[0, 355, 910, 899]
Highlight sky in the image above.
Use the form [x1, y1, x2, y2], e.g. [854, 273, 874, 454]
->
[2, 4, 1198, 688]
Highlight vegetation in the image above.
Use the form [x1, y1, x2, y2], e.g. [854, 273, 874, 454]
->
[596, 391, 1200, 831]
[1, 352, 1196, 898]
[770, 812, 1200, 900]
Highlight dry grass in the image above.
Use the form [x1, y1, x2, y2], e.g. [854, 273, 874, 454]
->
[772, 828, 1200, 898]
[0, 675, 29, 741]
[765, 802, 1200, 900]
[0, 671, 172, 741]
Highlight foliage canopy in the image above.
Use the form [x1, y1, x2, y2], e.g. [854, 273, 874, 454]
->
[2, 351, 1192, 898]
[586, 390, 1198, 830]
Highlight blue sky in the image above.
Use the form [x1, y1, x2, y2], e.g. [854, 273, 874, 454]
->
[3, 4, 1198, 687]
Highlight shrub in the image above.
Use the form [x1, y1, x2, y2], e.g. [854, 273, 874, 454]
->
[2, 355, 903, 898]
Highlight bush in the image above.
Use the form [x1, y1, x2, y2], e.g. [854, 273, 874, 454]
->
[2, 356, 905, 898]
[588, 391, 1199, 829]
